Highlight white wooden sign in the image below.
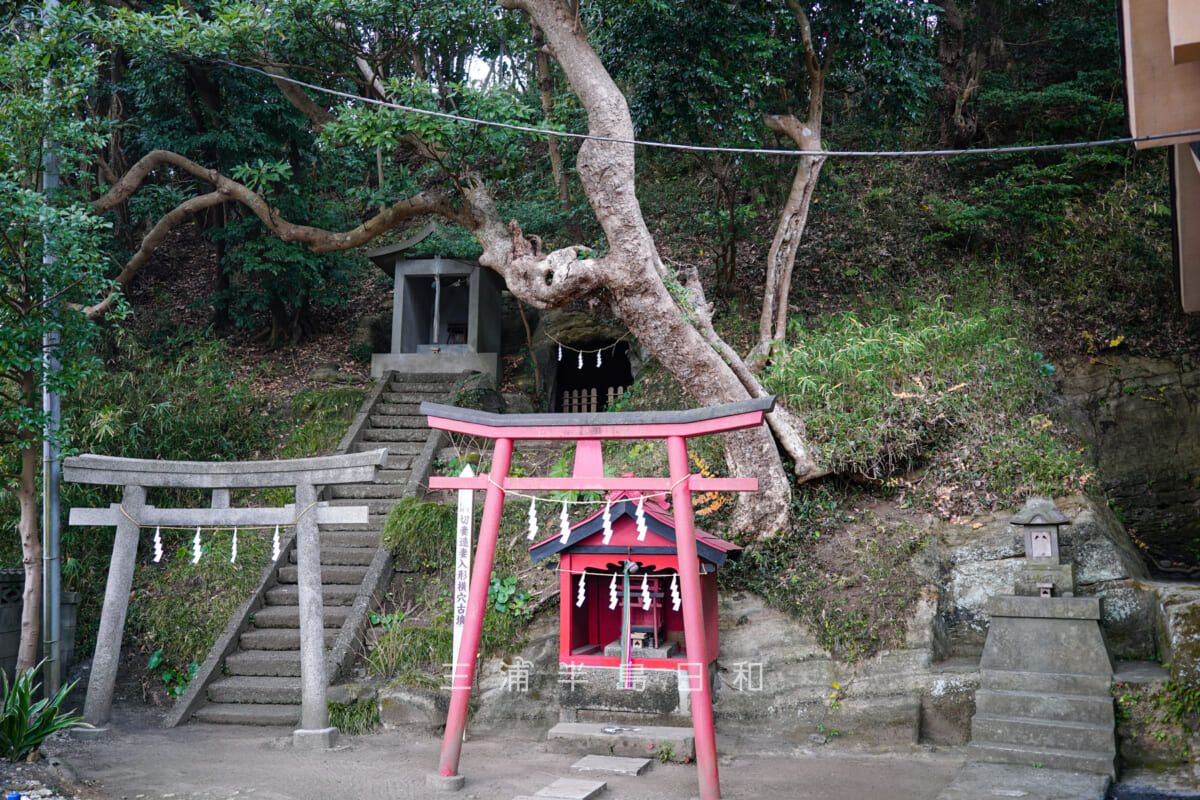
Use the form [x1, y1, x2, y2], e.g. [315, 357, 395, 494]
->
[451, 463, 475, 673]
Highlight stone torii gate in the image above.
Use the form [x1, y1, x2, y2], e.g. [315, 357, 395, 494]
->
[422, 397, 774, 800]
[63, 450, 387, 748]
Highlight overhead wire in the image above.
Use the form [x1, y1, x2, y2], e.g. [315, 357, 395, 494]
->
[219, 59, 1200, 159]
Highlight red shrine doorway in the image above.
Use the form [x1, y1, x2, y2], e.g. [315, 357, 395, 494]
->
[421, 396, 774, 800]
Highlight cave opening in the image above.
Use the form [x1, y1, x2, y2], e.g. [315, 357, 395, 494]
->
[550, 340, 633, 413]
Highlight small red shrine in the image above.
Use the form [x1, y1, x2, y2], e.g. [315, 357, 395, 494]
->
[530, 489, 741, 669]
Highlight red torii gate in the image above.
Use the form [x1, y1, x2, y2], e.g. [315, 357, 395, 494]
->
[422, 396, 774, 800]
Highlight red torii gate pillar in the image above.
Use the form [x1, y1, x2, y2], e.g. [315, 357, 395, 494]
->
[421, 396, 774, 800]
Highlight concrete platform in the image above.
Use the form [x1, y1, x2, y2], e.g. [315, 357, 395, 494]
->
[936, 762, 1109, 800]
[534, 777, 607, 799]
[570, 755, 651, 775]
[548, 721, 694, 762]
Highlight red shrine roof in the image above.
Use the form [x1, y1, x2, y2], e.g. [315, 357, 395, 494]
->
[528, 490, 742, 567]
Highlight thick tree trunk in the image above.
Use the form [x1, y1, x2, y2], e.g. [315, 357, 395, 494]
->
[747, 114, 824, 372]
[746, 0, 828, 374]
[491, 0, 816, 534]
[16, 413, 41, 672]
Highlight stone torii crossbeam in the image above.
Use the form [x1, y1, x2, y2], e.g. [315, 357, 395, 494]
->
[63, 450, 387, 748]
[421, 396, 774, 800]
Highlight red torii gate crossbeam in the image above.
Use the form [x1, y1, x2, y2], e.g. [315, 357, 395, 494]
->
[422, 396, 775, 800]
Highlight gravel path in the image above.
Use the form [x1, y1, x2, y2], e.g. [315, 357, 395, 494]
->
[4, 704, 967, 800]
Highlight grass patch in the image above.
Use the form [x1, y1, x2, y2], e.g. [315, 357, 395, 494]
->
[328, 699, 380, 736]
[128, 529, 271, 698]
[282, 388, 367, 457]
[381, 497, 457, 571]
[763, 298, 1089, 517]
[366, 491, 547, 686]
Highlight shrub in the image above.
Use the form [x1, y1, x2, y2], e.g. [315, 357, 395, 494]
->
[0, 663, 89, 761]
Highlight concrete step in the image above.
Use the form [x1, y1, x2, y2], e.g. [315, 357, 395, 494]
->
[277, 565, 369, 584]
[288, 546, 376, 566]
[238, 628, 337, 651]
[975, 688, 1114, 726]
[389, 372, 461, 384]
[265, 583, 361, 606]
[363, 424, 430, 440]
[317, 514, 388, 534]
[252, 605, 349, 629]
[967, 741, 1116, 777]
[207, 676, 301, 705]
[531, 778, 607, 799]
[380, 391, 446, 403]
[371, 409, 426, 423]
[328, 483, 409, 500]
[570, 755, 651, 776]
[192, 702, 299, 726]
[938, 762, 1113, 800]
[546, 722, 695, 763]
[317, 531, 381, 549]
[387, 381, 458, 394]
[373, 467, 414, 482]
[318, 497, 399, 517]
[972, 714, 1115, 755]
[224, 650, 301, 677]
[981, 669, 1111, 697]
[354, 441, 425, 457]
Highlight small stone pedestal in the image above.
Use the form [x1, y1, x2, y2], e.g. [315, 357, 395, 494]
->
[292, 727, 338, 750]
[969, 595, 1116, 778]
[426, 772, 466, 791]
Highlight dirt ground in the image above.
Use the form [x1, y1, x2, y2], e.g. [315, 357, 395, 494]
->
[7, 701, 967, 800]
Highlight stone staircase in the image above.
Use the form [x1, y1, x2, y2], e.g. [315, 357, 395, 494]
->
[968, 669, 1116, 775]
[187, 371, 463, 726]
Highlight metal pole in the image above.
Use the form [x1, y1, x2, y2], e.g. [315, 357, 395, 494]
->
[41, 0, 63, 695]
[667, 435, 721, 800]
[437, 437, 512, 780]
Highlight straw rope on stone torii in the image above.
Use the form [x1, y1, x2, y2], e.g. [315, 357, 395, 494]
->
[419, 395, 774, 800]
[61, 449, 388, 749]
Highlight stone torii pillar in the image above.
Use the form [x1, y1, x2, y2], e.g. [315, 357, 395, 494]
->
[420, 397, 774, 800]
[63, 450, 387, 748]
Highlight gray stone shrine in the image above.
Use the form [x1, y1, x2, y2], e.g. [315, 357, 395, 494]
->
[368, 239, 503, 379]
[967, 498, 1117, 778]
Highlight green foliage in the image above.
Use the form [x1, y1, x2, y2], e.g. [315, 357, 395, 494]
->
[487, 575, 532, 622]
[0, 662, 89, 761]
[0, 4, 121, 463]
[367, 624, 453, 680]
[281, 388, 365, 458]
[146, 649, 199, 698]
[1112, 676, 1195, 761]
[71, 333, 278, 463]
[381, 497, 457, 571]
[368, 608, 408, 633]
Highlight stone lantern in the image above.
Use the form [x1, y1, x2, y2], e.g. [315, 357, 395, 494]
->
[1011, 497, 1074, 597]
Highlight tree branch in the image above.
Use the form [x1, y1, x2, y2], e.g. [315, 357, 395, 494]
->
[85, 149, 467, 318]
[84, 190, 226, 319]
[262, 65, 334, 130]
